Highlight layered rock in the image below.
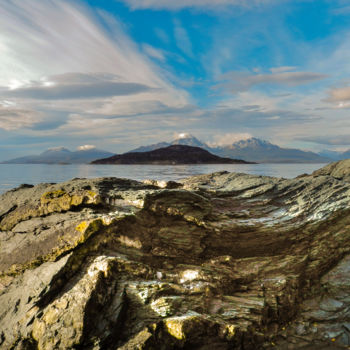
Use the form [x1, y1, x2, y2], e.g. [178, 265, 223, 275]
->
[1, 161, 350, 349]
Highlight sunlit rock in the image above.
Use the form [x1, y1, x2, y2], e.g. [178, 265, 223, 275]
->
[1, 161, 350, 349]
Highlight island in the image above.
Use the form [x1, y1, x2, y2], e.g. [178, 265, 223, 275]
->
[1, 160, 350, 349]
[91, 144, 253, 164]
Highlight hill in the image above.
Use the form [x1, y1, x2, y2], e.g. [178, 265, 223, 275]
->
[92, 144, 252, 164]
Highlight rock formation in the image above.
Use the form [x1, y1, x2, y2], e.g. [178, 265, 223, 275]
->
[1, 160, 350, 349]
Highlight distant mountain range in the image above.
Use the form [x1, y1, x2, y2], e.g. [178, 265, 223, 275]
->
[128, 135, 330, 164]
[3, 135, 343, 165]
[318, 149, 350, 161]
[92, 144, 253, 165]
[2, 147, 115, 164]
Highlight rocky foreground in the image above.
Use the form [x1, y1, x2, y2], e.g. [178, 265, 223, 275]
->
[1, 161, 350, 349]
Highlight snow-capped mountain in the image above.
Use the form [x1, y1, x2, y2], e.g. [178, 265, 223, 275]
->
[128, 134, 210, 153]
[214, 137, 330, 163]
[171, 134, 210, 149]
[128, 136, 330, 163]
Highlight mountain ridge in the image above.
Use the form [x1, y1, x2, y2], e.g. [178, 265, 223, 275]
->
[128, 135, 330, 163]
[2, 147, 115, 164]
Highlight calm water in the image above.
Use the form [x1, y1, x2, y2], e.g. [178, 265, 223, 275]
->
[0, 163, 327, 194]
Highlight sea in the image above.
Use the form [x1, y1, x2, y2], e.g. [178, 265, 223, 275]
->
[0, 163, 328, 195]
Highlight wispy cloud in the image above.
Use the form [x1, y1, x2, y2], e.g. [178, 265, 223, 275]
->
[2, 73, 154, 100]
[0, 105, 43, 130]
[331, 5, 350, 16]
[0, 1, 169, 87]
[216, 70, 327, 93]
[325, 86, 350, 105]
[296, 135, 350, 146]
[120, 0, 283, 11]
[270, 66, 297, 73]
[174, 20, 193, 57]
[142, 44, 166, 61]
[208, 132, 253, 146]
[0, 0, 189, 131]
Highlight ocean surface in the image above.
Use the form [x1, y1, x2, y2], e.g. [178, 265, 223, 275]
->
[0, 163, 327, 194]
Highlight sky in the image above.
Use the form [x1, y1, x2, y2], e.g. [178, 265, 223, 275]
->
[2, 0, 350, 160]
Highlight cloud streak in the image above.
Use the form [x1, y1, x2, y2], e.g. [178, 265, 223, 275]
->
[120, 0, 282, 11]
[0, 0, 172, 88]
[0, 0, 189, 131]
[174, 20, 193, 57]
[3, 73, 154, 100]
[216, 70, 327, 93]
[296, 135, 350, 146]
[0, 105, 43, 130]
[325, 86, 350, 104]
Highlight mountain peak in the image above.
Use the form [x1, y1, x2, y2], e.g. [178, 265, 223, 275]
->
[177, 133, 192, 139]
[171, 134, 209, 149]
[42, 147, 71, 154]
[234, 137, 272, 148]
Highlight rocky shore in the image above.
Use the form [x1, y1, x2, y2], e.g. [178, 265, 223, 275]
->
[1, 160, 350, 349]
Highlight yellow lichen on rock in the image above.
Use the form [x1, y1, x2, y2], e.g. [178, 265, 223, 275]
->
[40, 190, 73, 212]
[41, 189, 100, 214]
[40, 189, 66, 201]
[224, 324, 237, 341]
[76, 218, 104, 245]
[75, 221, 88, 233]
[164, 312, 202, 341]
[165, 318, 186, 340]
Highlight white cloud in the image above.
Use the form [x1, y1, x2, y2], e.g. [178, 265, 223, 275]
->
[120, 0, 281, 11]
[173, 132, 192, 139]
[0, 0, 189, 130]
[0, 1, 163, 87]
[325, 86, 350, 103]
[3, 73, 154, 100]
[77, 145, 96, 151]
[142, 44, 166, 61]
[209, 132, 253, 146]
[0, 105, 43, 130]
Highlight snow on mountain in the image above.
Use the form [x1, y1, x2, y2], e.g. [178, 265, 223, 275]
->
[128, 136, 331, 163]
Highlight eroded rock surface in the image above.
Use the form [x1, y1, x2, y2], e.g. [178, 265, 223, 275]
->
[1, 161, 350, 349]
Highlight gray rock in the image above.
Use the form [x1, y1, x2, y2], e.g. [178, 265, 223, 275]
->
[1, 160, 350, 349]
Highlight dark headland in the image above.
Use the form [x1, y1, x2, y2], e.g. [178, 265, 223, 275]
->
[91, 144, 254, 164]
[2, 160, 350, 349]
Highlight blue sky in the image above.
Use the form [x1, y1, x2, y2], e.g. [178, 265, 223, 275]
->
[1, 0, 350, 160]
